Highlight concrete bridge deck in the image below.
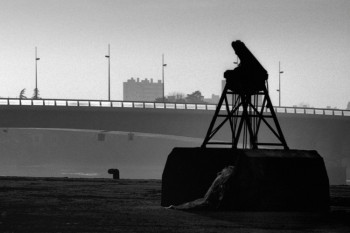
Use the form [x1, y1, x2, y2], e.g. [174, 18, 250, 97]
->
[0, 98, 349, 183]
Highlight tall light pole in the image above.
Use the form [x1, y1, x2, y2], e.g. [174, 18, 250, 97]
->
[105, 44, 111, 101]
[162, 54, 167, 102]
[277, 61, 284, 107]
[35, 47, 40, 99]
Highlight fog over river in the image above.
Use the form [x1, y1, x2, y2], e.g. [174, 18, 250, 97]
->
[0, 128, 201, 179]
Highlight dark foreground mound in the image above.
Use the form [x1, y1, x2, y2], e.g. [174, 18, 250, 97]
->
[161, 148, 330, 212]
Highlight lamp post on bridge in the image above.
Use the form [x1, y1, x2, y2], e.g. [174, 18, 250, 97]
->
[162, 54, 167, 102]
[277, 61, 284, 107]
[34, 47, 40, 99]
[105, 44, 111, 101]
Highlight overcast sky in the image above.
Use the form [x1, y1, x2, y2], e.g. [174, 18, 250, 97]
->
[0, 0, 349, 108]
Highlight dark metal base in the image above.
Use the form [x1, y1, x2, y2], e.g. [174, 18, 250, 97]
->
[161, 147, 330, 212]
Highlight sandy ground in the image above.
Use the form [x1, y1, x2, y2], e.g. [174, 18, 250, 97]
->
[0, 177, 349, 233]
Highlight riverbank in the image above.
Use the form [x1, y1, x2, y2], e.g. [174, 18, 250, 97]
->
[0, 177, 349, 232]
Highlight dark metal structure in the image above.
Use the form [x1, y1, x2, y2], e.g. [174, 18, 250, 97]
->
[202, 40, 289, 149]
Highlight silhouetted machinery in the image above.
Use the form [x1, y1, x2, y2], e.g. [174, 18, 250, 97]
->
[202, 40, 288, 149]
[161, 41, 329, 212]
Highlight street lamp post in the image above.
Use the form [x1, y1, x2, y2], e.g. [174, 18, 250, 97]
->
[277, 61, 284, 107]
[105, 44, 111, 101]
[162, 54, 167, 102]
[35, 47, 40, 99]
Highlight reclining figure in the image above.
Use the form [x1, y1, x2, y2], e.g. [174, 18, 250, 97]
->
[166, 166, 235, 210]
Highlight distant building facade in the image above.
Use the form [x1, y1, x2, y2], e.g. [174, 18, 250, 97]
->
[123, 78, 163, 102]
[204, 94, 220, 104]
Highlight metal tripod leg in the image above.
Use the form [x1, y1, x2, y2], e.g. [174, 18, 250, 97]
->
[264, 90, 289, 150]
[201, 85, 229, 148]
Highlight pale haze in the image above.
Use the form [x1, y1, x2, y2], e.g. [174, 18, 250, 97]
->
[0, 0, 349, 108]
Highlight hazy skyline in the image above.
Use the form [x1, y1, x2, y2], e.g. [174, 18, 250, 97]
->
[0, 0, 349, 108]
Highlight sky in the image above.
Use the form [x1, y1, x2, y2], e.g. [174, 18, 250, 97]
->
[0, 0, 349, 108]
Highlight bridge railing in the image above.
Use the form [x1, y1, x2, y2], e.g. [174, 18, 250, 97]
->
[0, 98, 349, 117]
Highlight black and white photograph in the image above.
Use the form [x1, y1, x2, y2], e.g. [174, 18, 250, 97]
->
[0, 0, 349, 232]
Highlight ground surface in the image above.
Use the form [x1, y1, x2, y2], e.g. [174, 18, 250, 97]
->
[0, 177, 349, 233]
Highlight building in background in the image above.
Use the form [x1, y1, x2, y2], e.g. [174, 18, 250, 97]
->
[204, 94, 220, 104]
[123, 78, 163, 101]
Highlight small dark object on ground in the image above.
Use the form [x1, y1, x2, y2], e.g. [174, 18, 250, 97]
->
[108, 169, 120, 179]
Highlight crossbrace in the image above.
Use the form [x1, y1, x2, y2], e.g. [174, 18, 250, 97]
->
[201, 81, 289, 150]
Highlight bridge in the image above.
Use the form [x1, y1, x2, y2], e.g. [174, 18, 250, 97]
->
[0, 98, 349, 183]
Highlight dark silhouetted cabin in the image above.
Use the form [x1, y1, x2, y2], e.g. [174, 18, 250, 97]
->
[224, 40, 268, 94]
